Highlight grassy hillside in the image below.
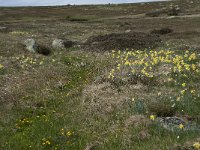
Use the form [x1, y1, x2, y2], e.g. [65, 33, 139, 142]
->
[0, 0, 200, 149]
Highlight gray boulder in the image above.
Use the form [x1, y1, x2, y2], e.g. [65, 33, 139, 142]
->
[24, 38, 38, 53]
[52, 38, 74, 49]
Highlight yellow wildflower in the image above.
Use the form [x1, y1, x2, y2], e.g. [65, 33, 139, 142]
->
[152, 58, 158, 65]
[0, 64, 4, 69]
[188, 53, 196, 61]
[39, 61, 44, 65]
[181, 90, 186, 95]
[158, 92, 162, 96]
[112, 54, 115, 58]
[108, 72, 114, 79]
[176, 97, 181, 101]
[181, 83, 186, 87]
[179, 124, 184, 129]
[125, 60, 130, 66]
[150, 115, 155, 121]
[193, 142, 200, 149]
[168, 78, 173, 82]
[184, 54, 188, 58]
[184, 64, 190, 71]
[42, 138, 51, 145]
[67, 131, 72, 136]
[144, 62, 149, 67]
[117, 64, 121, 70]
[191, 90, 195, 94]
[191, 64, 196, 70]
[46, 140, 51, 145]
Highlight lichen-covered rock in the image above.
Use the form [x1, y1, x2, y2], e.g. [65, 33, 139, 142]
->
[157, 117, 200, 132]
[24, 38, 38, 53]
[52, 38, 74, 49]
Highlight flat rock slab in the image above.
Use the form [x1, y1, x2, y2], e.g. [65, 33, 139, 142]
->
[157, 117, 200, 132]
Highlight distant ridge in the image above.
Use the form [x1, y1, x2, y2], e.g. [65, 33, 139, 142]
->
[0, 0, 169, 7]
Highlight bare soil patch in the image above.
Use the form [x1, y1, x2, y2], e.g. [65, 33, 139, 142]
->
[82, 32, 161, 52]
[150, 27, 173, 35]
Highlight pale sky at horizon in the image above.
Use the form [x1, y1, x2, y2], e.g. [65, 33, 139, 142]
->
[0, 0, 168, 6]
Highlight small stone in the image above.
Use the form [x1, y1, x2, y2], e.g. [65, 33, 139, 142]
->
[0, 26, 7, 30]
[125, 30, 131, 33]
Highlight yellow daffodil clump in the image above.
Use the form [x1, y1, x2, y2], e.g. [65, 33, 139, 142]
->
[42, 138, 51, 145]
[108, 48, 200, 103]
[109, 49, 199, 79]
